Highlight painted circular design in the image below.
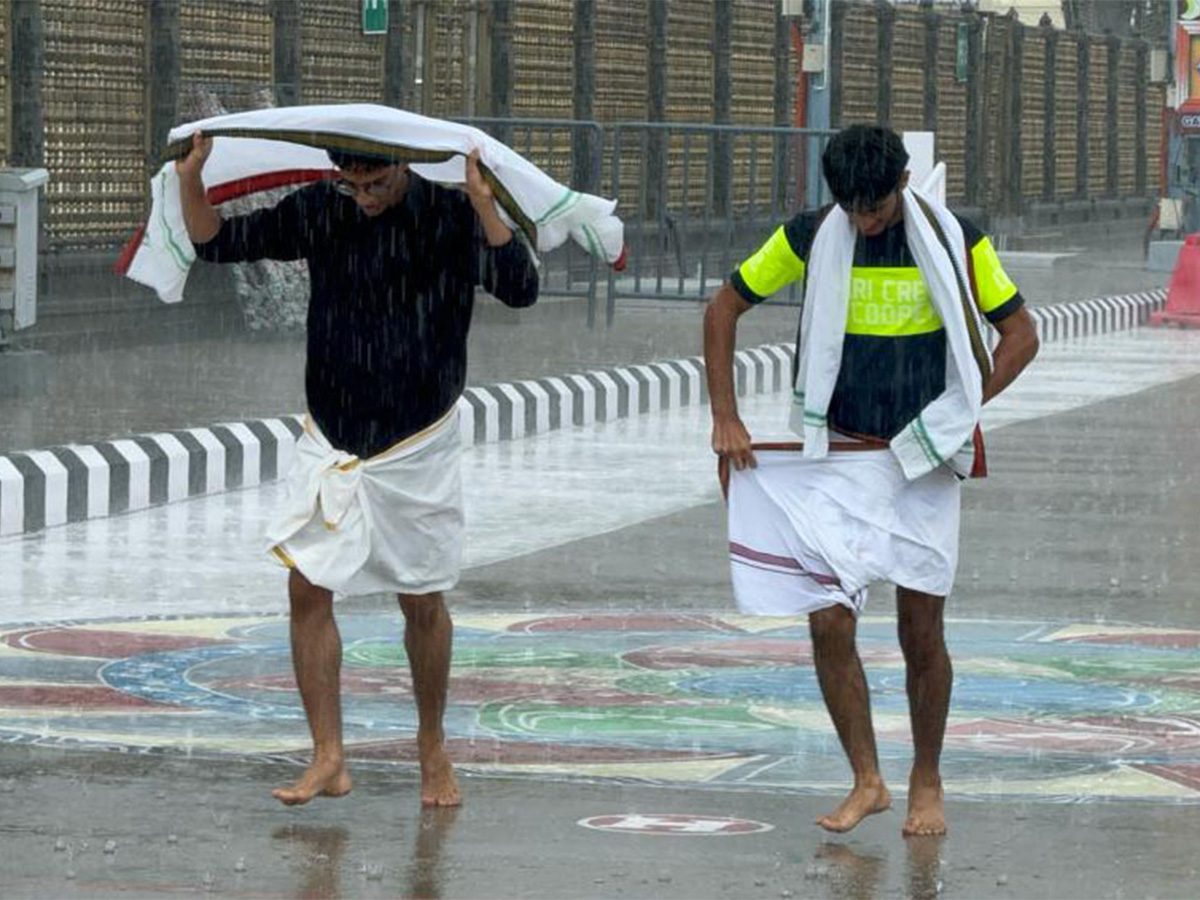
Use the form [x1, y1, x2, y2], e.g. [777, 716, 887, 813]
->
[1, 612, 1198, 802]
[578, 813, 774, 836]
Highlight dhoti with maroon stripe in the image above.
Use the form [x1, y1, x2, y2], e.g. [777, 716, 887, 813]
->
[726, 444, 961, 617]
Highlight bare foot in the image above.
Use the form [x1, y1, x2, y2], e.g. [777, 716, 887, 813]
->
[817, 779, 891, 833]
[418, 733, 461, 807]
[902, 773, 946, 836]
[271, 758, 352, 806]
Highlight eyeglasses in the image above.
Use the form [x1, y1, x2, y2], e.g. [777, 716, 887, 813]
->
[333, 176, 393, 199]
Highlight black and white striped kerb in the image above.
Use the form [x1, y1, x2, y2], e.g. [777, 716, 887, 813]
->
[1025, 290, 1165, 344]
[452, 347, 783, 445]
[449, 291, 1168, 447]
[0, 417, 303, 537]
[0, 290, 1169, 538]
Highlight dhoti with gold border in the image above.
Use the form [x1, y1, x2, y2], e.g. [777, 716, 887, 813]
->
[266, 408, 462, 597]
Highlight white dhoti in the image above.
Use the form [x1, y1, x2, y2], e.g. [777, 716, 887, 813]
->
[266, 408, 463, 597]
[727, 447, 961, 617]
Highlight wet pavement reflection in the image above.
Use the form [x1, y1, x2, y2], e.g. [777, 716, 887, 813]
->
[271, 824, 349, 899]
[904, 837, 945, 900]
[262, 808, 460, 899]
[406, 808, 459, 900]
[264, 808, 459, 899]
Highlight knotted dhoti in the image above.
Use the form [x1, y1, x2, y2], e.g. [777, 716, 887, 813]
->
[266, 409, 462, 596]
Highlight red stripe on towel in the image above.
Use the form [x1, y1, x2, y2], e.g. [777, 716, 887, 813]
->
[205, 168, 336, 205]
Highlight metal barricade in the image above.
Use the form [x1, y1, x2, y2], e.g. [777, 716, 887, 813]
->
[453, 118, 834, 328]
[454, 117, 607, 326]
[604, 122, 836, 325]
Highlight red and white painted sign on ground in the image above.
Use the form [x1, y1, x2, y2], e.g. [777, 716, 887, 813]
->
[578, 813, 774, 836]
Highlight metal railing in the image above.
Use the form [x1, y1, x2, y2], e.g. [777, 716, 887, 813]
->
[458, 118, 836, 328]
[604, 122, 836, 325]
[455, 117, 607, 325]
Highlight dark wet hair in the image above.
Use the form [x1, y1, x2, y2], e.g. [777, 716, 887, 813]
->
[326, 147, 397, 171]
[821, 125, 909, 211]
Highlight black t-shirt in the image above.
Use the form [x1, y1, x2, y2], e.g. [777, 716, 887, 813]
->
[194, 176, 539, 457]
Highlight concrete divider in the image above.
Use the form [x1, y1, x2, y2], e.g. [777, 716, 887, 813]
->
[0, 289, 1167, 538]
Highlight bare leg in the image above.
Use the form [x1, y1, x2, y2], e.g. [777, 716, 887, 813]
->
[399, 592, 460, 807]
[809, 604, 891, 832]
[272, 569, 353, 805]
[896, 586, 952, 836]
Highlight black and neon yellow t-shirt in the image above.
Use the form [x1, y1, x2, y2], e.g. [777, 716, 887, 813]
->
[730, 207, 1024, 441]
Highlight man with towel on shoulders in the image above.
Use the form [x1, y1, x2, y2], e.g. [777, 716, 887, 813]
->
[176, 131, 538, 808]
[703, 125, 1038, 836]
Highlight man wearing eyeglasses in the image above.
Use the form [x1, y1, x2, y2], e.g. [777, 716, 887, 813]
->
[176, 131, 538, 809]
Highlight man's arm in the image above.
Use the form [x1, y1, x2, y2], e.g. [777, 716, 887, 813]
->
[954, 217, 1039, 403]
[982, 305, 1039, 404]
[704, 219, 809, 481]
[479, 238, 539, 308]
[466, 150, 538, 308]
[177, 132, 221, 244]
[465, 150, 515, 249]
[704, 283, 757, 474]
[176, 130, 309, 263]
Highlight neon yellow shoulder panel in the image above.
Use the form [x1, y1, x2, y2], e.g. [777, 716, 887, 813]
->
[969, 236, 1019, 313]
[737, 226, 806, 299]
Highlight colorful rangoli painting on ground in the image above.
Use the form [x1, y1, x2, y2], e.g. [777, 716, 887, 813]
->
[2, 612, 1198, 801]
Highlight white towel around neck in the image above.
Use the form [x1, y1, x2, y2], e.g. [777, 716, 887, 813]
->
[788, 186, 990, 480]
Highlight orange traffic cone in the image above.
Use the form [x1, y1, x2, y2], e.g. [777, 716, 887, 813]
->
[1151, 234, 1200, 328]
